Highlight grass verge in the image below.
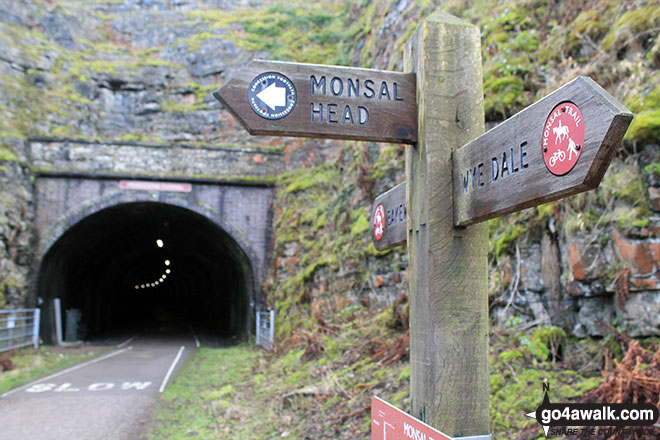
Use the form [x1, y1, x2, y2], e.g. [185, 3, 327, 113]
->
[144, 322, 626, 439]
[0, 345, 104, 395]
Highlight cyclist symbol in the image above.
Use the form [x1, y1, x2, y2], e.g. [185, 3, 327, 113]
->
[549, 149, 565, 167]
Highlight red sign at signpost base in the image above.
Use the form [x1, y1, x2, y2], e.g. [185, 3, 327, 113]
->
[371, 396, 453, 440]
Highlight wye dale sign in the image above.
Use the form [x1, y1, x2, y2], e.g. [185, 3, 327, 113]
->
[214, 60, 417, 144]
[452, 76, 632, 227]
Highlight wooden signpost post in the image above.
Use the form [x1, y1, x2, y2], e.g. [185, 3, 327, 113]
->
[214, 11, 632, 440]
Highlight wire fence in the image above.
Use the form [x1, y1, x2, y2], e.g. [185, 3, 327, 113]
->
[256, 310, 274, 350]
[0, 309, 40, 353]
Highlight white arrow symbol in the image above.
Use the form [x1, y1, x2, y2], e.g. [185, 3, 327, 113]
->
[257, 82, 286, 111]
[525, 411, 550, 437]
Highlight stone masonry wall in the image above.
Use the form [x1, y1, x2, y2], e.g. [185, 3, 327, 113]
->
[29, 138, 283, 180]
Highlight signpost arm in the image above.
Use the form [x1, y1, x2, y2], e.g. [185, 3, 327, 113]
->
[404, 12, 490, 438]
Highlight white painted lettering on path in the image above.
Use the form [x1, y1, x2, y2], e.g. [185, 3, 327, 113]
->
[25, 381, 152, 393]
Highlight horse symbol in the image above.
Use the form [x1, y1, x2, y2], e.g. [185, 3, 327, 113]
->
[553, 120, 570, 144]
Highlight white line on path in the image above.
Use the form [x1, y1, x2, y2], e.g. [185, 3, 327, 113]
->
[159, 346, 185, 393]
[117, 332, 141, 349]
[190, 325, 200, 348]
[0, 347, 131, 399]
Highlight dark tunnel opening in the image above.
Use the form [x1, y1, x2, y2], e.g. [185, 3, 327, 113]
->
[36, 202, 254, 344]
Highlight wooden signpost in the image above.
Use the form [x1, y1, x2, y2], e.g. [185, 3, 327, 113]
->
[370, 181, 407, 251]
[214, 11, 632, 440]
[214, 60, 417, 144]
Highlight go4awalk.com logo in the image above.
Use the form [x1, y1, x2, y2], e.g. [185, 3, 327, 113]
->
[524, 382, 659, 438]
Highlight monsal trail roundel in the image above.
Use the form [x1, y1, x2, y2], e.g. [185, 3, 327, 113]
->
[542, 102, 585, 176]
[373, 204, 385, 241]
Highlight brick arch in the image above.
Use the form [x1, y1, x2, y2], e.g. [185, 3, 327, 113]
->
[36, 189, 259, 273]
[33, 188, 266, 341]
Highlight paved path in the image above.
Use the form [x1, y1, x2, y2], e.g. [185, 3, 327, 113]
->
[0, 330, 196, 440]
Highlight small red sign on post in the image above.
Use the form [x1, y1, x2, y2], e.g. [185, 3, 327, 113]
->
[371, 396, 453, 440]
[373, 204, 386, 241]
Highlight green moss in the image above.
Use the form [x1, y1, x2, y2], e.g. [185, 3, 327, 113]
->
[491, 220, 525, 258]
[602, 5, 660, 52]
[571, 10, 607, 42]
[176, 31, 225, 51]
[626, 87, 660, 114]
[48, 126, 76, 137]
[513, 29, 539, 52]
[118, 133, 162, 142]
[564, 10, 608, 59]
[161, 84, 217, 114]
[624, 110, 660, 145]
[483, 75, 526, 119]
[607, 206, 649, 229]
[600, 162, 650, 211]
[192, 2, 350, 65]
[0, 142, 18, 162]
[644, 162, 660, 177]
[349, 211, 369, 236]
[535, 202, 555, 221]
[282, 168, 335, 194]
[489, 329, 603, 437]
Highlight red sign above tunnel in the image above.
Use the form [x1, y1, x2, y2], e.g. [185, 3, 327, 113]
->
[119, 180, 192, 193]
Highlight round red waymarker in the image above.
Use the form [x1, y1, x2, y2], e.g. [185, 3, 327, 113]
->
[373, 204, 385, 241]
[542, 102, 585, 176]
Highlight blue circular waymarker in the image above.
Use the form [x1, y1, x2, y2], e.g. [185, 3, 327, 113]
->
[248, 72, 296, 120]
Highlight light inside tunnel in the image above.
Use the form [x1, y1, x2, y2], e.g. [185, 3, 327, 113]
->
[36, 202, 254, 343]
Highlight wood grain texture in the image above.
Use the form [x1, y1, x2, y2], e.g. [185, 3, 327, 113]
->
[452, 76, 633, 227]
[370, 181, 407, 251]
[404, 11, 490, 438]
[213, 60, 417, 144]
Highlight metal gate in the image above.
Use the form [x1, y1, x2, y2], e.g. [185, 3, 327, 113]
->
[0, 309, 40, 353]
[255, 310, 274, 350]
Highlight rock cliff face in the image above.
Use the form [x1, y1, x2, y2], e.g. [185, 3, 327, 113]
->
[0, 140, 32, 308]
[0, 0, 260, 143]
[0, 0, 659, 338]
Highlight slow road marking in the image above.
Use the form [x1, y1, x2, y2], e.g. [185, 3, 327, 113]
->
[25, 381, 153, 393]
[0, 347, 130, 399]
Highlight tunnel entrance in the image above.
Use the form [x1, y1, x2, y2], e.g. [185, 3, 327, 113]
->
[36, 202, 254, 344]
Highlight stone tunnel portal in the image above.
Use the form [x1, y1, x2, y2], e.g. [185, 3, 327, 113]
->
[36, 202, 254, 343]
